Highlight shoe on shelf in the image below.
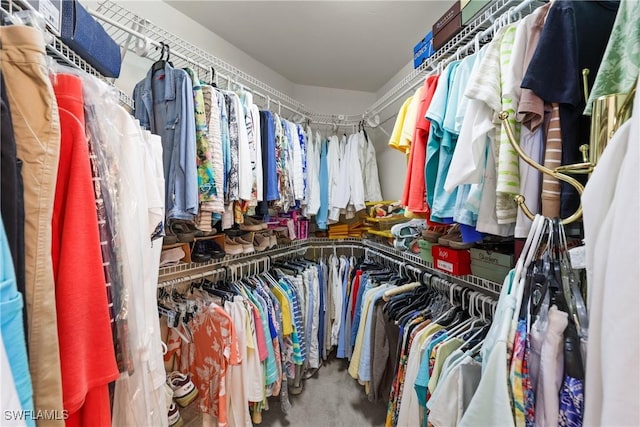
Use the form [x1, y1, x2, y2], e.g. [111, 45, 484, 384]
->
[422, 224, 450, 243]
[393, 237, 412, 251]
[263, 231, 277, 249]
[239, 216, 268, 232]
[167, 401, 183, 427]
[254, 233, 270, 252]
[234, 235, 255, 254]
[224, 236, 244, 256]
[408, 238, 421, 254]
[202, 239, 226, 259]
[167, 371, 199, 408]
[170, 221, 199, 243]
[438, 224, 477, 249]
[390, 219, 426, 238]
[190, 241, 212, 264]
[163, 226, 178, 246]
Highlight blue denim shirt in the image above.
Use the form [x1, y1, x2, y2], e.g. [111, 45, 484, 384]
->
[133, 63, 198, 220]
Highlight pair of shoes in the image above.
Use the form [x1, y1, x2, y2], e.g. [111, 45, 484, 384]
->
[239, 216, 268, 232]
[225, 233, 255, 255]
[163, 224, 178, 246]
[422, 224, 451, 243]
[437, 224, 478, 249]
[253, 231, 277, 251]
[191, 239, 226, 263]
[170, 221, 204, 243]
[253, 232, 275, 251]
[167, 371, 199, 407]
[391, 219, 426, 238]
[165, 371, 198, 427]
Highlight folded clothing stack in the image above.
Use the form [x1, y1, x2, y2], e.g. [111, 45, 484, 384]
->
[328, 223, 350, 239]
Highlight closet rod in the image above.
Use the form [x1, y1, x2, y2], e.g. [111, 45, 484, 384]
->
[158, 267, 228, 288]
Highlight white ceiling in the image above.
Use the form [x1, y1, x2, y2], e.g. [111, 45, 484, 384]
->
[165, 1, 452, 93]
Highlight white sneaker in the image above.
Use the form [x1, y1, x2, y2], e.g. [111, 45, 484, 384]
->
[167, 371, 199, 407]
[390, 219, 426, 238]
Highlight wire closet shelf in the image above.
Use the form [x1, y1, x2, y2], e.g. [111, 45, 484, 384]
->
[1, 0, 135, 108]
[88, 0, 537, 126]
[157, 238, 503, 299]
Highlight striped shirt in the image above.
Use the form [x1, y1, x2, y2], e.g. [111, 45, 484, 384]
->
[541, 103, 562, 217]
[496, 24, 521, 225]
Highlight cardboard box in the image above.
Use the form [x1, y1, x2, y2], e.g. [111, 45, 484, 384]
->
[418, 239, 435, 263]
[432, 245, 471, 276]
[470, 248, 513, 284]
[413, 31, 435, 69]
[433, 1, 463, 50]
[461, 0, 492, 25]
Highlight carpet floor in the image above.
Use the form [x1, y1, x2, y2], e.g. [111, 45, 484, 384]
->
[183, 355, 388, 427]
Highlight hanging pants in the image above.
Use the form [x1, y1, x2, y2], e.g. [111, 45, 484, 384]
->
[0, 25, 64, 427]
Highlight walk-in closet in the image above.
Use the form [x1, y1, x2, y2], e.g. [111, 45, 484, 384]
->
[0, 0, 638, 426]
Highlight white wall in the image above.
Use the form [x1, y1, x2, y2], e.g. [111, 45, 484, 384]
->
[293, 84, 376, 116]
[88, 0, 294, 97]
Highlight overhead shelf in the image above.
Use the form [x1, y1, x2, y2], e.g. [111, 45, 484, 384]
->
[88, 0, 538, 125]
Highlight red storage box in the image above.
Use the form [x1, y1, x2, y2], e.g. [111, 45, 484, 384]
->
[432, 245, 471, 276]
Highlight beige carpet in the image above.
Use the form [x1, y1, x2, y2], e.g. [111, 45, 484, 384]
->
[182, 355, 388, 427]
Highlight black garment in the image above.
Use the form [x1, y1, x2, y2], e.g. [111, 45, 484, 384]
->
[0, 71, 27, 342]
[257, 111, 271, 216]
[521, 0, 619, 218]
[379, 308, 400, 402]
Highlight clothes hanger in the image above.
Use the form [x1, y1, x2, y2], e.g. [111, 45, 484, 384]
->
[152, 42, 167, 74]
[209, 66, 218, 88]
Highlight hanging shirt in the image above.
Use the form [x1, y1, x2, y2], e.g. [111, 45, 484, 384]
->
[389, 96, 414, 154]
[447, 28, 515, 237]
[303, 130, 321, 216]
[583, 87, 640, 426]
[521, 0, 619, 218]
[201, 85, 226, 214]
[586, 0, 639, 114]
[316, 139, 330, 230]
[495, 24, 521, 224]
[189, 303, 241, 426]
[52, 74, 120, 422]
[360, 130, 383, 202]
[425, 60, 460, 222]
[403, 75, 439, 214]
[133, 63, 198, 220]
[251, 104, 263, 202]
[259, 111, 279, 201]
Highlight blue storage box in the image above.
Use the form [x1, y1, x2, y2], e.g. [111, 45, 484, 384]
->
[413, 31, 435, 69]
[60, 0, 121, 78]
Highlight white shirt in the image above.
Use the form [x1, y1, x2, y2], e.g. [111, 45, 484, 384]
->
[583, 85, 640, 426]
[362, 131, 383, 201]
[329, 135, 349, 222]
[251, 104, 263, 202]
[232, 94, 252, 201]
[303, 130, 321, 216]
[347, 133, 366, 213]
[224, 298, 252, 427]
[289, 122, 305, 201]
[327, 135, 341, 222]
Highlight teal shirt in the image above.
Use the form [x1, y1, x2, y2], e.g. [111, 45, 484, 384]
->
[425, 61, 460, 221]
